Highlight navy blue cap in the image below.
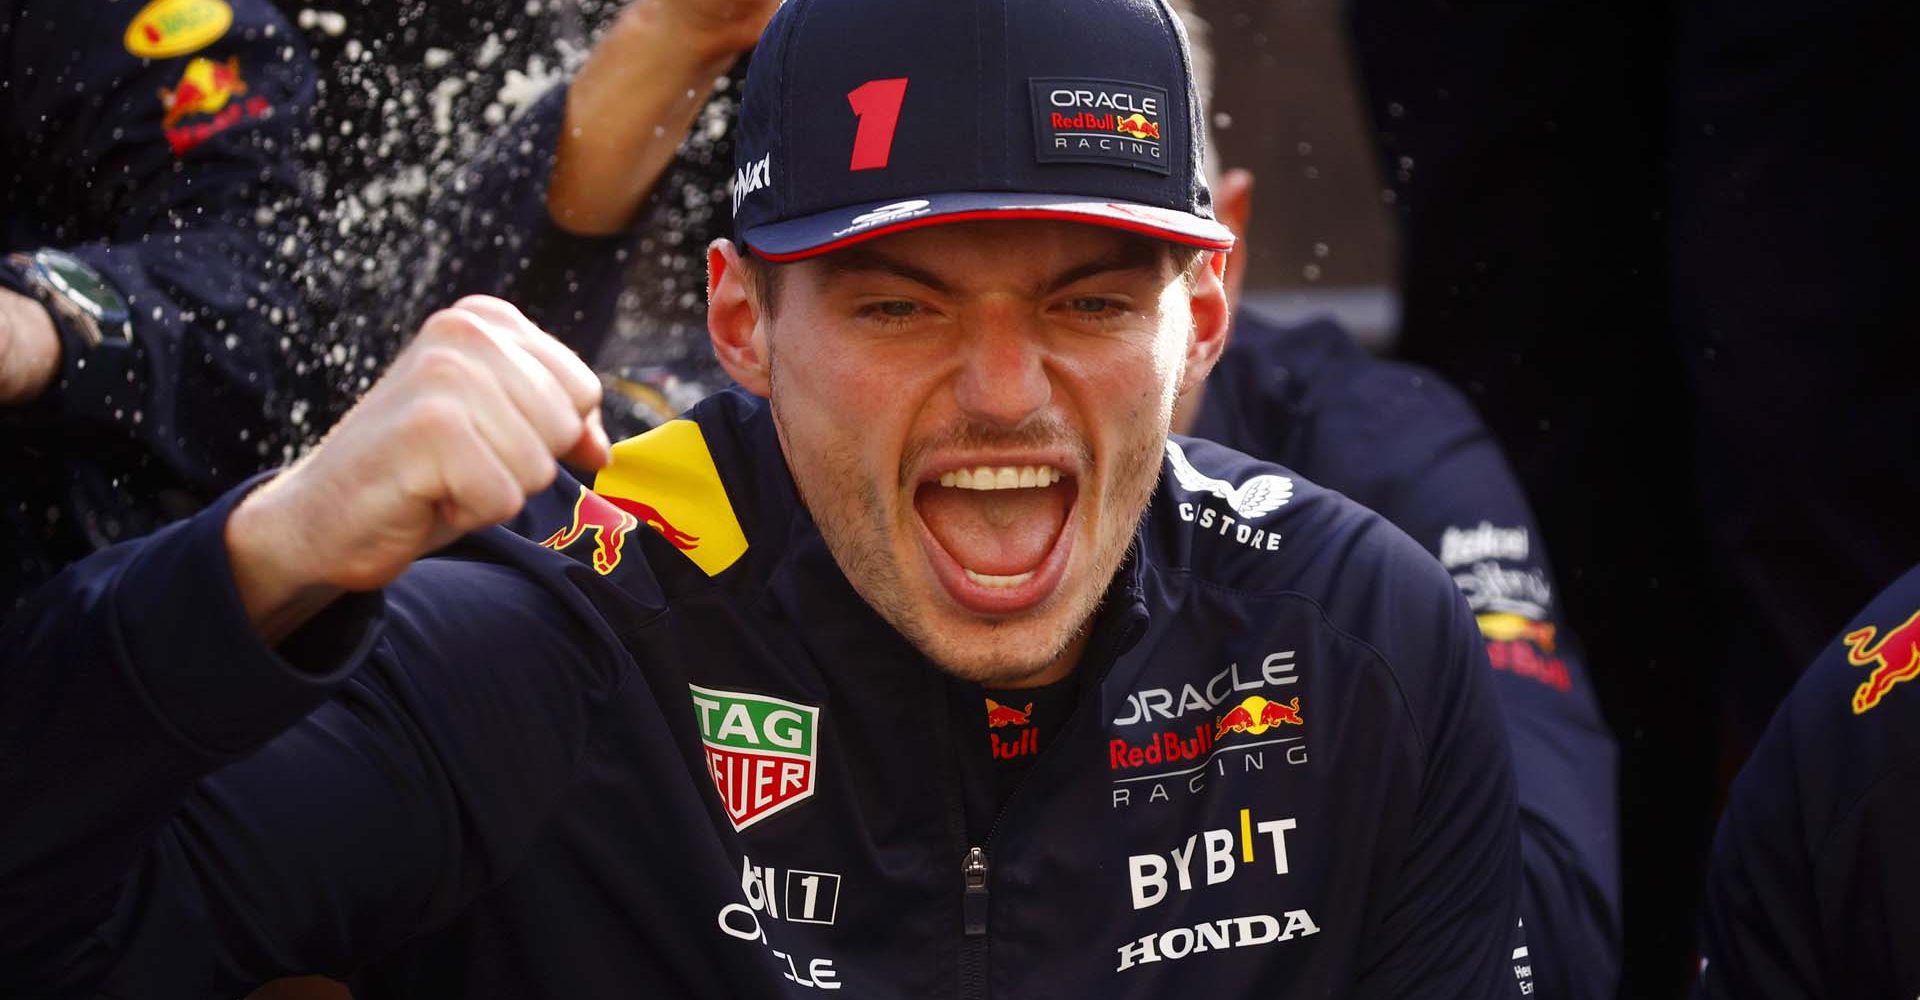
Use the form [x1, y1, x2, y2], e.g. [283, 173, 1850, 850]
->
[731, 0, 1235, 261]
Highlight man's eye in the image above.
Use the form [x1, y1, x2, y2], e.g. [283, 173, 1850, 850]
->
[1068, 296, 1121, 314]
[861, 300, 920, 321]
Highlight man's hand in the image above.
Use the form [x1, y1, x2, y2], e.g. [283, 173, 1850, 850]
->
[546, 0, 780, 236]
[0, 287, 61, 405]
[226, 297, 611, 642]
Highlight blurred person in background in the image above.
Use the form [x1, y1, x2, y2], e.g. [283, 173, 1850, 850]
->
[1, 0, 315, 617]
[1341, 0, 1914, 990]
[1693, 562, 1920, 998]
[1172, 5, 1619, 996]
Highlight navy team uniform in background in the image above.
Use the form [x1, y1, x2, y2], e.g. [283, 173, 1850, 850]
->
[0, 389, 1524, 998]
[1192, 311, 1621, 1000]
[0, 0, 313, 613]
[1694, 563, 1920, 999]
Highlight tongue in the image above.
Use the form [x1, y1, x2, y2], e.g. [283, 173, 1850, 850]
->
[917, 484, 1070, 576]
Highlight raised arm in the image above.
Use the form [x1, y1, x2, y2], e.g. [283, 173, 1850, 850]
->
[0, 298, 616, 994]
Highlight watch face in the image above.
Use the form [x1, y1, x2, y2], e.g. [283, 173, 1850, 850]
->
[33, 249, 131, 328]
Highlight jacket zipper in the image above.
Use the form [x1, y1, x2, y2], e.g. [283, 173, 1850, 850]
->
[951, 602, 1146, 1000]
[962, 846, 990, 936]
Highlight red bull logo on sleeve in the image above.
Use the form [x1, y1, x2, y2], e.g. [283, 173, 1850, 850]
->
[157, 56, 271, 155]
[540, 485, 640, 575]
[1844, 607, 1920, 714]
[604, 495, 701, 551]
[593, 420, 749, 577]
[1213, 696, 1303, 740]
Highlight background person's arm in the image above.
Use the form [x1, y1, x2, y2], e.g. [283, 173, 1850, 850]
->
[414, 0, 776, 361]
[1, 0, 315, 482]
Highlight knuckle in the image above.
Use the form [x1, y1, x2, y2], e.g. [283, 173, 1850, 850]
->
[536, 408, 585, 452]
[519, 456, 560, 494]
[452, 293, 518, 321]
[479, 477, 527, 522]
[405, 394, 470, 438]
[410, 343, 483, 387]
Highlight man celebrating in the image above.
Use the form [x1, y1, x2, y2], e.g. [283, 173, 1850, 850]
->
[0, 1, 1521, 997]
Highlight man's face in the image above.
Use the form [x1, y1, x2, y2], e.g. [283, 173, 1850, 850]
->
[711, 221, 1227, 687]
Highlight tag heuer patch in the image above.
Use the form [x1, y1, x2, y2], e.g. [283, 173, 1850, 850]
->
[690, 684, 820, 831]
[1031, 77, 1171, 175]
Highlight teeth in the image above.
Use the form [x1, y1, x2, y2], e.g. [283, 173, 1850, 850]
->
[937, 465, 1063, 490]
[965, 568, 1037, 589]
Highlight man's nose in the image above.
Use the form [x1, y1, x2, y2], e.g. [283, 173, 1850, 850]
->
[952, 305, 1051, 429]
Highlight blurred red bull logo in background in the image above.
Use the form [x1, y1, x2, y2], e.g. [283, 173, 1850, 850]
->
[1213, 695, 1303, 740]
[1844, 608, 1920, 714]
[540, 485, 639, 575]
[1476, 612, 1557, 652]
[160, 56, 245, 128]
[157, 56, 270, 155]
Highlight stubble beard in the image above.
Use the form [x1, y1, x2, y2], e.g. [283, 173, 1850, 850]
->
[769, 371, 1167, 687]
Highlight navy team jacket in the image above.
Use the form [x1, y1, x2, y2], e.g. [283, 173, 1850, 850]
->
[1190, 312, 1621, 1000]
[0, 0, 314, 612]
[0, 388, 1521, 998]
[1694, 562, 1920, 999]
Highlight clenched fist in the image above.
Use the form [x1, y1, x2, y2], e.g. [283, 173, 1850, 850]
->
[226, 297, 610, 641]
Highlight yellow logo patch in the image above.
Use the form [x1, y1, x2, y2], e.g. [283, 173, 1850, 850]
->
[1475, 611, 1557, 653]
[125, 0, 232, 59]
[593, 420, 748, 577]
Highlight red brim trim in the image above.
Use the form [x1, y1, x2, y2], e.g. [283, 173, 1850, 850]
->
[748, 207, 1235, 262]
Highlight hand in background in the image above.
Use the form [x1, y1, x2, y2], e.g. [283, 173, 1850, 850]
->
[546, 0, 780, 236]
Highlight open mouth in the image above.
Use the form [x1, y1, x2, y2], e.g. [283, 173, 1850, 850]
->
[912, 460, 1080, 614]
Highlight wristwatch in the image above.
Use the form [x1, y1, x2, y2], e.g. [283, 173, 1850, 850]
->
[0, 248, 134, 351]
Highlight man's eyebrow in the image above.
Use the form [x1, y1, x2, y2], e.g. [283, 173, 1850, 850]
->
[820, 247, 956, 296]
[1039, 243, 1168, 295]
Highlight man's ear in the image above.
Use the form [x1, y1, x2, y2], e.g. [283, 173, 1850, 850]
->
[1179, 249, 1232, 398]
[1214, 167, 1255, 314]
[707, 239, 771, 397]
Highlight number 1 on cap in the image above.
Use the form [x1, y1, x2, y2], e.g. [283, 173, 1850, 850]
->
[847, 78, 909, 171]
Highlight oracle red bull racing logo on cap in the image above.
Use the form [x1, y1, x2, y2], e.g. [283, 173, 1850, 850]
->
[1844, 607, 1920, 714]
[691, 685, 821, 831]
[1031, 78, 1171, 175]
